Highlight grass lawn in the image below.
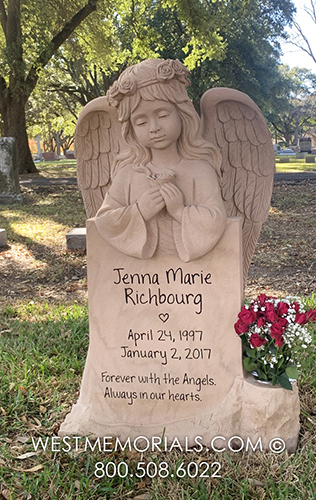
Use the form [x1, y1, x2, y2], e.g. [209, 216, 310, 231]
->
[20, 160, 77, 179]
[19, 157, 316, 179]
[0, 164, 315, 499]
[275, 157, 316, 173]
[0, 300, 315, 499]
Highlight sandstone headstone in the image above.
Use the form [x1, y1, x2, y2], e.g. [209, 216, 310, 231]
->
[279, 156, 289, 163]
[61, 218, 243, 439]
[60, 59, 298, 452]
[60, 219, 300, 451]
[0, 138, 22, 204]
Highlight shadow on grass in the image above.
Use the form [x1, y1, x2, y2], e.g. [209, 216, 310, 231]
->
[0, 186, 87, 299]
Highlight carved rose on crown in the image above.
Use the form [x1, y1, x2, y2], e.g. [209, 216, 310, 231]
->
[108, 76, 137, 106]
[107, 80, 120, 107]
[157, 60, 190, 86]
[157, 60, 176, 81]
[107, 59, 191, 106]
[171, 59, 190, 86]
[118, 76, 137, 96]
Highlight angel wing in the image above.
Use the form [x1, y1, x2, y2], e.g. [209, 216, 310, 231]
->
[75, 96, 127, 219]
[200, 88, 275, 283]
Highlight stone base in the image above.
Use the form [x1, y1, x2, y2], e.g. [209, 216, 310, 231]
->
[0, 194, 23, 205]
[66, 228, 86, 250]
[60, 374, 300, 453]
[0, 228, 7, 247]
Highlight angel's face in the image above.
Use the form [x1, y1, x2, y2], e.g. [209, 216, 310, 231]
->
[130, 100, 182, 151]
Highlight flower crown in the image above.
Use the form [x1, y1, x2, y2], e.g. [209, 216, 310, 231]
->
[107, 59, 190, 108]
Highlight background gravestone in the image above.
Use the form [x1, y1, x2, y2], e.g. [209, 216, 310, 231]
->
[0, 138, 22, 204]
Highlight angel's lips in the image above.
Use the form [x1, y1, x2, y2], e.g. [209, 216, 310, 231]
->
[147, 170, 175, 185]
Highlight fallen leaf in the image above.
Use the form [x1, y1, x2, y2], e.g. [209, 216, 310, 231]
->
[0, 407, 6, 415]
[21, 416, 28, 423]
[11, 464, 44, 473]
[247, 478, 265, 487]
[39, 406, 47, 414]
[1, 489, 11, 500]
[133, 495, 151, 500]
[23, 464, 44, 473]
[16, 437, 30, 444]
[16, 451, 39, 460]
[136, 481, 146, 489]
[0, 329, 12, 336]
[271, 464, 279, 472]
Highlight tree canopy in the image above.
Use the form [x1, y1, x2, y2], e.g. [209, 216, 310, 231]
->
[45, 0, 297, 113]
[266, 65, 316, 145]
[0, 0, 296, 172]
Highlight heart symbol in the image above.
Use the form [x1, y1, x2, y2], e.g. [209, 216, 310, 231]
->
[159, 313, 169, 323]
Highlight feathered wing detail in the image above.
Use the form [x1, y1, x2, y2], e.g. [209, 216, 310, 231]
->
[200, 88, 275, 284]
[75, 96, 126, 219]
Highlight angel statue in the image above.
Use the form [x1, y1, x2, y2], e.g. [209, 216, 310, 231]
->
[76, 59, 275, 281]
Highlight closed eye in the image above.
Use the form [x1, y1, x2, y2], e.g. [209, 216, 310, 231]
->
[136, 121, 147, 126]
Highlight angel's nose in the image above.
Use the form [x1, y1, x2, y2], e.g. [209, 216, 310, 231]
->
[149, 118, 160, 133]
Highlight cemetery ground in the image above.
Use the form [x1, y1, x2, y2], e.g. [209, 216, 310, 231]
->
[0, 161, 315, 499]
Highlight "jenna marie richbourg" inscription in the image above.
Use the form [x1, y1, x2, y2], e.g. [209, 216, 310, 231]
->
[112, 267, 212, 315]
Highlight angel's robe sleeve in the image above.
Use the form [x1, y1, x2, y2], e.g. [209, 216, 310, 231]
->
[95, 170, 158, 259]
[95, 162, 226, 262]
[172, 166, 227, 262]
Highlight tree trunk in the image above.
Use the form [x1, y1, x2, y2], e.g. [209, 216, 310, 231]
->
[0, 0, 99, 173]
[5, 93, 37, 173]
[293, 116, 300, 146]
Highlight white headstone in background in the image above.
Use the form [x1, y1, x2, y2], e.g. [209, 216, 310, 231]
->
[0, 138, 22, 204]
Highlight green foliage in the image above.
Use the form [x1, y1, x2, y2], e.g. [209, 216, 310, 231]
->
[34, 0, 298, 115]
[267, 65, 316, 144]
[27, 77, 80, 152]
[146, 0, 297, 110]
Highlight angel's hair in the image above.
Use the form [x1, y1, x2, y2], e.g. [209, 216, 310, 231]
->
[109, 59, 221, 173]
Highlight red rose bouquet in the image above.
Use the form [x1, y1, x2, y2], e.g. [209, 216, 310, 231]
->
[235, 294, 316, 390]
